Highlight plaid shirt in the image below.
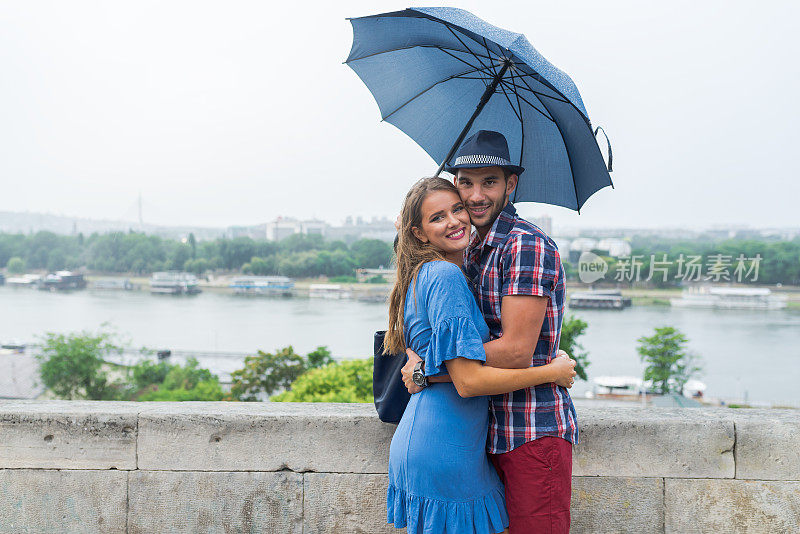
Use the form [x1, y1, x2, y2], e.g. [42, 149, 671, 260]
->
[464, 203, 578, 454]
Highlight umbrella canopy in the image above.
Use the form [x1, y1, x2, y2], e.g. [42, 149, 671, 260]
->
[346, 7, 613, 212]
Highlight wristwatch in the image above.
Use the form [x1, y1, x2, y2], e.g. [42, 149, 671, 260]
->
[412, 360, 428, 388]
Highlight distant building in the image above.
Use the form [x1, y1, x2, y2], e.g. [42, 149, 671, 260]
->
[552, 237, 572, 258]
[596, 238, 632, 257]
[326, 216, 397, 243]
[265, 217, 331, 241]
[531, 215, 552, 236]
[356, 268, 396, 284]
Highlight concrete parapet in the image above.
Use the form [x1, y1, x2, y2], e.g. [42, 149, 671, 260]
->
[572, 408, 735, 478]
[128, 471, 302, 534]
[0, 401, 797, 533]
[0, 469, 127, 533]
[665, 478, 800, 533]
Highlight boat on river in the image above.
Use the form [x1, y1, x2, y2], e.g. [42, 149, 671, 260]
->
[37, 271, 87, 291]
[229, 276, 294, 296]
[92, 278, 136, 291]
[670, 286, 786, 310]
[309, 284, 352, 299]
[5, 274, 41, 287]
[149, 272, 201, 295]
[569, 289, 631, 309]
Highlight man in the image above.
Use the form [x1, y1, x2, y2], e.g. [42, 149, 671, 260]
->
[402, 130, 577, 533]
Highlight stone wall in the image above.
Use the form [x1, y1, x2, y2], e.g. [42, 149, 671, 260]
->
[0, 401, 798, 533]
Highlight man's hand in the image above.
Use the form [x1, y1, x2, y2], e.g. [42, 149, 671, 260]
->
[551, 351, 577, 388]
[401, 348, 423, 394]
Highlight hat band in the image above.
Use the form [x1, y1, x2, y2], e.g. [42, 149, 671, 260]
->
[453, 154, 512, 167]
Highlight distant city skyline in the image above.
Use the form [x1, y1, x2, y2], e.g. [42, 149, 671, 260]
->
[2, 208, 797, 244]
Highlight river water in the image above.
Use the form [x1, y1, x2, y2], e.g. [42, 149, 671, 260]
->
[1, 286, 798, 406]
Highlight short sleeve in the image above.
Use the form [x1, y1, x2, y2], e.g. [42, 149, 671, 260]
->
[500, 234, 560, 300]
[419, 262, 486, 376]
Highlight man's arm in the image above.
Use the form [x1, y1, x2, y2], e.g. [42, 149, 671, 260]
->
[483, 294, 547, 368]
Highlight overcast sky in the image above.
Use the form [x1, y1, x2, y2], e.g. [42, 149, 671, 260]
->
[1, 1, 798, 230]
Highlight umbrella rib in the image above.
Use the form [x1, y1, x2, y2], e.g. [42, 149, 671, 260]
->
[502, 75, 570, 105]
[511, 68, 593, 131]
[452, 75, 494, 80]
[544, 98, 581, 213]
[345, 44, 493, 64]
[446, 26, 493, 74]
[499, 81, 554, 123]
[514, 84, 525, 203]
[433, 47, 485, 72]
[481, 37, 500, 77]
[497, 79, 522, 123]
[381, 63, 504, 122]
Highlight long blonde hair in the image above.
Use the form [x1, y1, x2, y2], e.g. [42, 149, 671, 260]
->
[384, 177, 460, 355]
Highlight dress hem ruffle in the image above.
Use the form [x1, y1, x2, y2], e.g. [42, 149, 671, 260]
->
[387, 482, 509, 534]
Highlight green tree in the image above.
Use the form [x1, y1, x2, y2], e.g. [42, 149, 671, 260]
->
[134, 358, 224, 401]
[637, 326, 702, 394]
[230, 346, 333, 401]
[187, 233, 197, 259]
[272, 359, 373, 403]
[184, 258, 210, 275]
[7, 256, 26, 273]
[350, 239, 392, 268]
[36, 331, 127, 400]
[559, 315, 590, 380]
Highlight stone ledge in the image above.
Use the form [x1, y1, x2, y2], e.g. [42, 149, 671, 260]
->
[732, 411, 800, 480]
[0, 401, 138, 470]
[136, 403, 395, 472]
[664, 478, 800, 533]
[0, 469, 127, 533]
[571, 476, 664, 533]
[127, 470, 303, 534]
[572, 408, 735, 478]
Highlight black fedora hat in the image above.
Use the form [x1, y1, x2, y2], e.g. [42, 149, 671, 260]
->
[445, 130, 524, 176]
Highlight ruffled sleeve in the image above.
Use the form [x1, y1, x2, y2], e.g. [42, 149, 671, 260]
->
[418, 261, 487, 376]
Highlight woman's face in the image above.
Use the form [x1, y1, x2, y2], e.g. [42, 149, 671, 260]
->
[412, 190, 472, 256]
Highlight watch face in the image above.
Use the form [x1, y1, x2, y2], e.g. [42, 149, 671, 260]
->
[412, 370, 425, 387]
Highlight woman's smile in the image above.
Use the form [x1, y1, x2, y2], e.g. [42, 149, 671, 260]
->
[445, 227, 466, 240]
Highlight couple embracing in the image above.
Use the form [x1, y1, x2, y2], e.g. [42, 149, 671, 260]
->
[384, 130, 579, 534]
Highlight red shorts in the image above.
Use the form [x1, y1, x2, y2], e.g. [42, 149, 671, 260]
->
[490, 437, 573, 534]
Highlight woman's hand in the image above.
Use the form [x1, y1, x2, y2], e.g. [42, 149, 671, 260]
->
[550, 352, 577, 388]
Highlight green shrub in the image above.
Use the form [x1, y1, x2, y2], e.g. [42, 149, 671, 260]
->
[272, 358, 373, 403]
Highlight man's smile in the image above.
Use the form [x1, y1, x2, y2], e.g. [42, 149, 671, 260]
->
[467, 204, 490, 217]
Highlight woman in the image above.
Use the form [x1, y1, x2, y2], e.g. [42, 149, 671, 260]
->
[384, 177, 577, 534]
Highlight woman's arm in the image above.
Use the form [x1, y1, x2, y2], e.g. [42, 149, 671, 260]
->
[444, 355, 576, 398]
[401, 349, 574, 391]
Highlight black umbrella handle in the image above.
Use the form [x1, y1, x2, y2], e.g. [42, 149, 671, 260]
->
[435, 61, 511, 177]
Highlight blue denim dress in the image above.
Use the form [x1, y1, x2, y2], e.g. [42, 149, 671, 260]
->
[387, 261, 509, 534]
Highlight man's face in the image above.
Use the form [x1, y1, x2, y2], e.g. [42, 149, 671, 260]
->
[454, 166, 517, 234]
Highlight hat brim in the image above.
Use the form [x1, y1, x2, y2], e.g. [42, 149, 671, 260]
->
[444, 162, 525, 176]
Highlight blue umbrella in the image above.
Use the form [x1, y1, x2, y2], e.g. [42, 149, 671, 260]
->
[346, 7, 613, 212]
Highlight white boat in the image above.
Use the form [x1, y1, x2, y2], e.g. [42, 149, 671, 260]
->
[670, 286, 787, 310]
[588, 376, 644, 399]
[588, 375, 707, 401]
[569, 290, 631, 310]
[5, 274, 41, 287]
[149, 272, 201, 295]
[92, 278, 135, 291]
[229, 276, 294, 296]
[309, 284, 352, 299]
